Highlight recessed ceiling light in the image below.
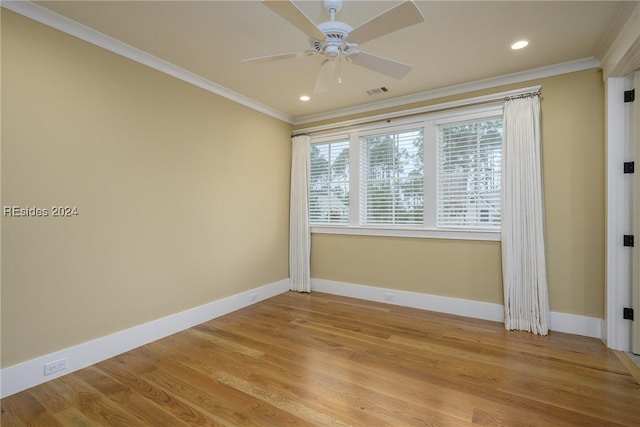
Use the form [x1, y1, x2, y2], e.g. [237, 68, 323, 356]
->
[511, 40, 529, 50]
[299, 95, 310, 102]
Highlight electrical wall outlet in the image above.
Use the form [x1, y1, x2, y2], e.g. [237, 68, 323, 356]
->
[383, 292, 395, 302]
[44, 358, 67, 375]
[250, 292, 258, 302]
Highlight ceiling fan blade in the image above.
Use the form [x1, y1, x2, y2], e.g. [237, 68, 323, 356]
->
[263, 0, 326, 41]
[314, 59, 337, 93]
[242, 51, 314, 64]
[348, 1, 425, 45]
[348, 51, 412, 79]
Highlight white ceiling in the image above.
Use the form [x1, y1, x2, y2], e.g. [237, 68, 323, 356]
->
[27, 1, 628, 122]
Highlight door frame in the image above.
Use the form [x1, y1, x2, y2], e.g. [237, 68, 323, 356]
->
[633, 71, 640, 355]
[605, 75, 634, 351]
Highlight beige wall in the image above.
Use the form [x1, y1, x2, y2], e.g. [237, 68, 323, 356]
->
[1, 11, 292, 367]
[1, 9, 606, 368]
[304, 69, 605, 319]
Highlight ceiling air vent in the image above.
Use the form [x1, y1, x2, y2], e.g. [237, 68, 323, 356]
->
[366, 86, 389, 96]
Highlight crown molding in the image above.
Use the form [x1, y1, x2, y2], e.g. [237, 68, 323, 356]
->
[293, 57, 600, 125]
[3, 1, 603, 126]
[1, 1, 296, 124]
[599, 0, 640, 78]
[295, 85, 540, 135]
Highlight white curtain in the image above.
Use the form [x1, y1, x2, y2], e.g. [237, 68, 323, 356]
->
[501, 95, 550, 335]
[290, 135, 311, 292]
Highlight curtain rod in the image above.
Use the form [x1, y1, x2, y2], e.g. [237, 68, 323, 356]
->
[505, 90, 542, 101]
[293, 85, 542, 136]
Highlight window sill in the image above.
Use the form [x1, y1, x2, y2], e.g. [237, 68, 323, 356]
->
[310, 226, 501, 241]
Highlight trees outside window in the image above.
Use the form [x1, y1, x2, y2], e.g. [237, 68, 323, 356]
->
[308, 107, 503, 237]
[309, 141, 349, 224]
[438, 119, 502, 229]
[362, 129, 424, 225]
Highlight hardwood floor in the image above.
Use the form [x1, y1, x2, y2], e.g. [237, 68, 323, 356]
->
[2, 292, 639, 426]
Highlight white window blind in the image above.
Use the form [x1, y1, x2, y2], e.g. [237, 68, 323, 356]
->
[361, 128, 424, 225]
[306, 101, 509, 240]
[309, 140, 350, 224]
[437, 118, 503, 229]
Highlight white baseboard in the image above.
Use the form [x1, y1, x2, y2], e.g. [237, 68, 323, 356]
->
[312, 278, 504, 322]
[1, 277, 603, 398]
[312, 278, 603, 339]
[0, 279, 290, 398]
[549, 311, 604, 340]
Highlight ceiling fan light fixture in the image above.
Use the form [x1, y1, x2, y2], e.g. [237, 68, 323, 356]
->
[324, 45, 341, 58]
[511, 40, 529, 50]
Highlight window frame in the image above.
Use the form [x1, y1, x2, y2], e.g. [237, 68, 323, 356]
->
[436, 115, 503, 230]
[308, 135, 350, 225]
[359, 124, 425, 227]
[309, 104, 504, 241]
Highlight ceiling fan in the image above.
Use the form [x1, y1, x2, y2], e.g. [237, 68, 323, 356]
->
[243, 0, 425, 93]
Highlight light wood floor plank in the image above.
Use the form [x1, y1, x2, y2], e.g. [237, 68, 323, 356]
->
[144, 357, 314, 426]
[74, 366, 193, 427]
[225, 306, 622, 423]
[162, 330, 474, 426]
[96, 357, 225, 427]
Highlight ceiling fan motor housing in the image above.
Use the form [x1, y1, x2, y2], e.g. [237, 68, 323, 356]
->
[312, 21, 353, 58]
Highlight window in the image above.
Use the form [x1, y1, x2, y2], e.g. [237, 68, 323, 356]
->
[437, 118, 502, 229]
[361, 128, 424, 225]
[309, 139, 349, 224]
[308, 105, 503, 240]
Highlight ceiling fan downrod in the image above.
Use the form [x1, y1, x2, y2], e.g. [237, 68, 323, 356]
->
[317, 0, 352, 58]
[324, 0, 343, 19]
